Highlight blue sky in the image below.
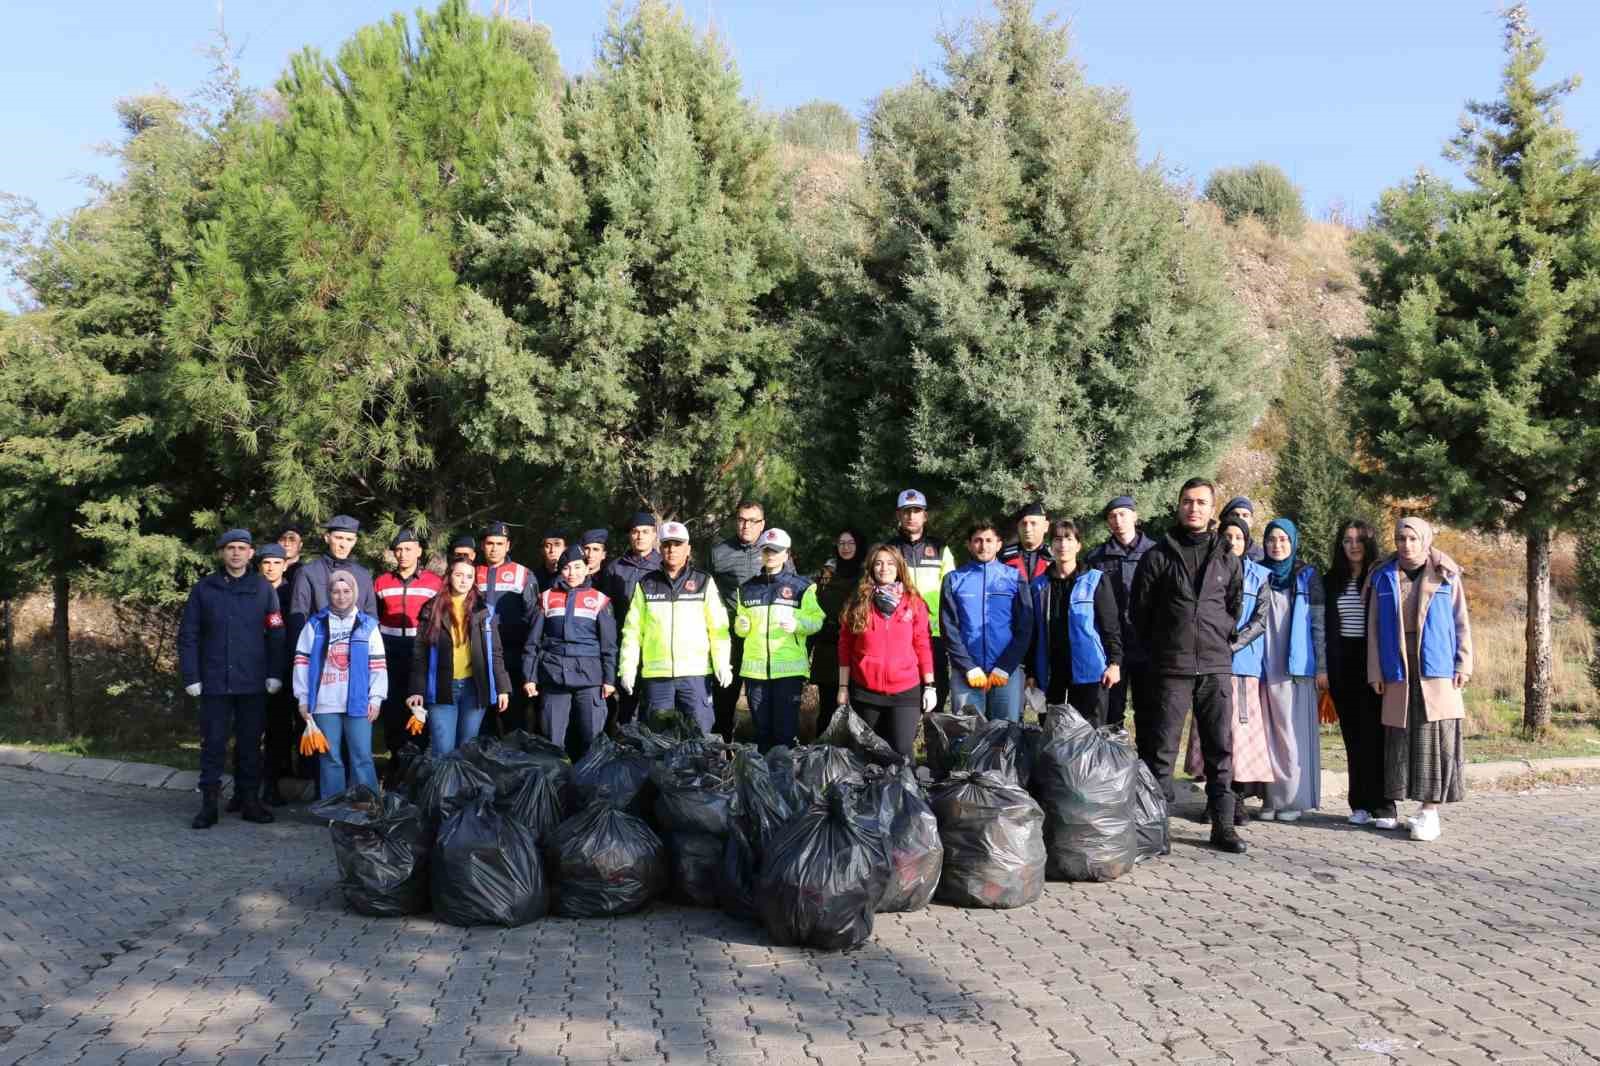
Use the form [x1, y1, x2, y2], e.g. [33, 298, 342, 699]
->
[6, 1, 1600, 232]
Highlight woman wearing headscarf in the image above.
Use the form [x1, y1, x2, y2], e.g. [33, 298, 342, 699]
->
[291, 569, 387, 800]
[1325, 519, 1390, 826]
[1257, 517, 1327, 821]
[1366, 517, 1471, 841]
[809, 527, 864, 738]
[1216, 515, 1275, 822]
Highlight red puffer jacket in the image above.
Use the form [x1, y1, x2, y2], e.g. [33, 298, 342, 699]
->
[837, 592, 934, 694]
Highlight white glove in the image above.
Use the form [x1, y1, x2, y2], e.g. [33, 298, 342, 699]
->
[620, 672, 635, 696]
[185, 682, 202, 697]
[265, 679, 282, 695]
[775, 614, 797, 633]
[921, 687, 938, 713]
[733, 615, 751, 637]
[714, 663, 733, 688]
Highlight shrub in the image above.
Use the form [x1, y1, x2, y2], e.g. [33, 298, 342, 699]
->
[1204, 162, 1307, 236]
[1580, 530, 1600, 690]
[777, 100, 859, 154]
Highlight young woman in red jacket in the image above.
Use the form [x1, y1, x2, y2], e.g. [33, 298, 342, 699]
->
[836, 544, 937, 758]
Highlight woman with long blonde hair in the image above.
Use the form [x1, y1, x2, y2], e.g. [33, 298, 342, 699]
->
[835, 544, 936, 757]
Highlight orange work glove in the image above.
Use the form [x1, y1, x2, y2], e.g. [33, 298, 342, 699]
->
[987, 668, 1010, 689]
[964, 668, 989, 691]
[405, 708, 427, 735]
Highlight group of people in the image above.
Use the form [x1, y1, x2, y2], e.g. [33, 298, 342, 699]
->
[176, 478, 1473, 852]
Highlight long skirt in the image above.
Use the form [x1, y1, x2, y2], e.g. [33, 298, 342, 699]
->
[1263, 677, 1321, 812]
[1230, 675, 1275, 785]
[1384, 670, 1465, 804]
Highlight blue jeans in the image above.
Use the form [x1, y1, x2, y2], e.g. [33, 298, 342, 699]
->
[950, 666, 1026, 722]
[315, 712, 377, 799]
[746, 675, 805, 752]
[428, 678, 485, 757]
[642, 675, 715, 734]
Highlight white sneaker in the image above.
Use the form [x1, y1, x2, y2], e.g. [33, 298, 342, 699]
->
[1373, 816, 1399, 830]
[1257, 808, 1277, 821]
[1409, 811, 1441, 842]
[1277, 809, 1302, 823]
[1347, 809, 1372, 825]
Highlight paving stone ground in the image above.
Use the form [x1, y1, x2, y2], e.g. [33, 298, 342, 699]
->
[2, 764, 1599, 1066]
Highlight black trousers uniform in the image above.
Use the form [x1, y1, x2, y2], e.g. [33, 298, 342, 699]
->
[1141, 673, 1233, 803]
[712, 639, 746, 741]
[378, 636, 415, 779]
[1331, 636, 1393, 818]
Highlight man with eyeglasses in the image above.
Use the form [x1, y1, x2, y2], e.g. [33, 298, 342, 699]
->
[710, 500, 792, 739]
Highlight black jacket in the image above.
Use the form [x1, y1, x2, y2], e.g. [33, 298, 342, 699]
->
[1025, 566, 1124, 683]
[178, 570, 287, 695]
[408, 597, 512, 709]
[1084, 531, 1158, 666]
[1130, 531, 1244, 676]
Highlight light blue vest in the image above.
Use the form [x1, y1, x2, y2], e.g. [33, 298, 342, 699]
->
[1067, 568, 1108, 684]
[1231, 560, 1269, 677]
[1373, 559, 1458, 682]
[1286, 565, 1318, 679]
[305, 610, 378, 716]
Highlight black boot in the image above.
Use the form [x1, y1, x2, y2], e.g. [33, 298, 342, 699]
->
[240, 791, 276, 825]
[1233, 794, 1250, 826]
[262, 778, 287, 808]
[1210, 793, 1248, 854]
[192, 785, 220, 829]
[225, 788, 243, 814]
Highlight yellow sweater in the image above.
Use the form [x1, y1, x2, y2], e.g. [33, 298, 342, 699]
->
[450, 596, 471, 678]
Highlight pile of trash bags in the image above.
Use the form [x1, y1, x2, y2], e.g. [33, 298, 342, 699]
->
[317, 704, 1166, 949]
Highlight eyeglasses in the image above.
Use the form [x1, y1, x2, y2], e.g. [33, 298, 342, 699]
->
[736, 517, 763, 526]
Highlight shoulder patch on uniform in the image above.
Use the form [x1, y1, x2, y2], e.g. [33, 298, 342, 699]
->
[924, 546, 935, 558]
[780, 586, 793, 599]
[685, 580, 697, 592]
[265, 612, 284, 629]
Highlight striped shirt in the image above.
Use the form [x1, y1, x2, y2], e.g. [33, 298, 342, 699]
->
[1336, 578, 1365, 638]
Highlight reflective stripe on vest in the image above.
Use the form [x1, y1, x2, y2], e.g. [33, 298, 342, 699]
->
[379, 624, 417, 638]
[1067, 568, 1108, 684]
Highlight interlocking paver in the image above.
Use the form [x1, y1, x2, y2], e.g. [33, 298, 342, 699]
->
[1, 766, 1597, 1064]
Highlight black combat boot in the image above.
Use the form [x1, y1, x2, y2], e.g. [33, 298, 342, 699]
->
[192, 785, 220, 829]
[225, 787, 243, 813]
[1210, 793, 1248, 854]
[240, 791, 276, 824]
[262, 778, 288, 808]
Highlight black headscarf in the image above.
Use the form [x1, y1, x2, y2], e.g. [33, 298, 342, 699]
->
[828, 528, 866, 583]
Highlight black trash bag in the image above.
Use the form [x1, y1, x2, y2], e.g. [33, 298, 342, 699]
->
[390, 741, 428, 792]
[928, 769, 1045, 909]
[572, 734, 655, 814]
[765, 746, 801, 814]
[416, 754, 495, 831]
[456, 736, 550, 800]
[791, 743, 867, 809]
[963, 719, 1043, 789]
[498, 730, 572, 774]
[309, 784, 387, 825]
[659, 736, 731, 773]
[401, 746, 437, 802]
[921, 709, 984, 779]
[499, 763, 578, 845]
[756, 781, 889, 951]
[858, 763, 943, 913]
[818, 706, 904, 767]
[651, 756, 735, 837]
[430, 789, 548, 927]
[667, 831, 724, 907]
[549, 796, 668, 917]
[615, 720, 676, 757]
[1133, 760, 1171, 863]
[718, 746, 794, 920]
[330, 792, 432, 917]
[642, 708, 704, 743]
[1032, 707, 1140, 882]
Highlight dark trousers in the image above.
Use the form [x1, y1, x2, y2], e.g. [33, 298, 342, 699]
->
[377, 640, 414, 779]
[1331, 638, 1393, 818]
[1106, 663, 1159, 731]
[499, 630, 530, 735]
[930, 634, 950, 711]
[1048, 675, 1108, 729]
[542, 685, 607, 761]
[713, 639, 746, 739]
[262, 686, 299, 786]
[200, 694, 266, 792]
[644, 675, 716, 735]
[1140, 674, 1232, 803]
[852, 687, 920, 759]
[746, 675, 805, 752]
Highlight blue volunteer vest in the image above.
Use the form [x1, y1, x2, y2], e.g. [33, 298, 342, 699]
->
[306, 610, 378, 717]
[1373, 559, 1458, 683]
[1286, 564, 1318, 679]
[949, 561, 1022, 671]
[1231, 559, 1269, 677]
[1067, 569, 1109, 684]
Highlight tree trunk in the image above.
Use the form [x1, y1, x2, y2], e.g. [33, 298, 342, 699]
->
[53, 569, 73, 736]
[1523, 527, 1554, 734]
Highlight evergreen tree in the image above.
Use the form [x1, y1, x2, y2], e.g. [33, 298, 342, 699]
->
[166, 0, 571, 536]
[1270, 325, 1377, 572]
[803, 0, 1257, 534]
[1348, 5, 1600, 732]
[465, 0, 799, 527]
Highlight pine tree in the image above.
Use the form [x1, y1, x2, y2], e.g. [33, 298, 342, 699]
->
[465, 0, 799, 526]
[1348, 5, 1600, 732]
[800, 0, 1257, 534]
